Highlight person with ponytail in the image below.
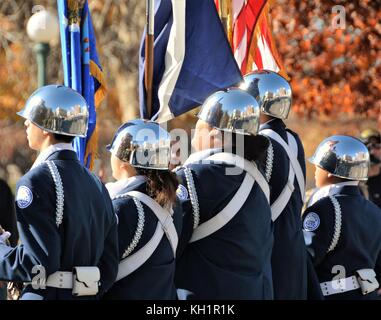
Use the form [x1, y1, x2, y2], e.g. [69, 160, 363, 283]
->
[103, 120, 182, 300]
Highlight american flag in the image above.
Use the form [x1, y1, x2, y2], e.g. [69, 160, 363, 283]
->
[215, 0, 287, 78]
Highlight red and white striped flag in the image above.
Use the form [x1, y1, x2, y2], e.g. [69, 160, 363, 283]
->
[215, 0, 287, 78]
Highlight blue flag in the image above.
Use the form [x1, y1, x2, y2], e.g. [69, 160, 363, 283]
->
[57, 0, 106, 169]
[139, 0, 243, 122]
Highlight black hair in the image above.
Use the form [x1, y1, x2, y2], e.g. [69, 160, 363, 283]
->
[54, 134, 75, 143]
[222, 132, 269, 167]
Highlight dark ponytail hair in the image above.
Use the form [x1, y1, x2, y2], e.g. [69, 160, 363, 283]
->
[136, 168, 179, 208]
[54, 134, 75, 143]
[223, 132, 269, 167]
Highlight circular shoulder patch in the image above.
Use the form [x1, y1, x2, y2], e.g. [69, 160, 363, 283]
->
[176, 184, 189, 200]
[16, 186, 33, 209]
[303, 212, 320, 232]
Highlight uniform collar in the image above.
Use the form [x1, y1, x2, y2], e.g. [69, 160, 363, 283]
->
[307, 181, 360, 207]
[183, 147, 222, 166]
[31, 143, 75, 170]
[329, 183, 361, 197]
[106, 175, 146, 199]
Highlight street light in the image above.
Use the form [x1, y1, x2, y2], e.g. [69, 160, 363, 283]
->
[27, 10, 59, 88]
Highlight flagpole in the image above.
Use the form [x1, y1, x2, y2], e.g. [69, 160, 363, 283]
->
[145, 0, 154, 119]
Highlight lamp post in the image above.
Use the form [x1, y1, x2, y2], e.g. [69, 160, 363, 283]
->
[27, 10, 59, 88]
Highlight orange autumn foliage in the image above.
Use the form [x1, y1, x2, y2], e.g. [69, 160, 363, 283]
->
[0, 44, 33, 120]
[271, 0, 381, 118]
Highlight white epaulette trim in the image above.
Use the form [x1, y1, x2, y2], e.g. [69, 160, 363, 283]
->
[46, 161, 64, 227]
[265, 138, 274, 183]
[113, 194, 145, 259]
[327, 195, 342, 253]
[183, 167, 200, 229]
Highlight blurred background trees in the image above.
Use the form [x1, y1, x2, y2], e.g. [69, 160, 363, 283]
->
[273, 0, 381, 118]
[0, 0, 380, 188]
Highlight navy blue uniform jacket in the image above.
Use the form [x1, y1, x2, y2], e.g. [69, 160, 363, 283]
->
[104, 179, 182, 300]
[367, 173, 381, 208]
[0, 150, 119, 300]
[261, 118, 308, 299]
[175, 158, 274, 300]
[303, 185, 381, 300]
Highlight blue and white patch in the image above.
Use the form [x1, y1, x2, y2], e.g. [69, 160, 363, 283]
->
[16, 186, 33, 209]
[303, 212, 320, 232]
[176, 184, 189, 200]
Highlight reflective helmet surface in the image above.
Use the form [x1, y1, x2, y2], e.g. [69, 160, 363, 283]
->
[309, 135, 370, 181]
[240, 70, 292, 120]
[17, 85, 89, 137]
[107, 119, 171, 170]
[197, 88, 260, 136]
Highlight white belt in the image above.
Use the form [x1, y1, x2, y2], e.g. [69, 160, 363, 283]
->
[26, 267, 100, 297]
[320, 276, 360, 296]
[46, 271, 73, 289]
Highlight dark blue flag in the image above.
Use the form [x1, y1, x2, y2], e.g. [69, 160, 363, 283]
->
[139, 0, 243, 122]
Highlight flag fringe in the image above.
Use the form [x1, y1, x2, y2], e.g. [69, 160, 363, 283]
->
[226, 0, 233, 44]
[84, 59, 107, 170]
[90, 59, 107, 106]
[216, 0, 234, 45]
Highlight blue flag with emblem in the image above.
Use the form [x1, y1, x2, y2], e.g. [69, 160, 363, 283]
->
[139, 0, 243, 122]
[57, 0, 106, 169]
